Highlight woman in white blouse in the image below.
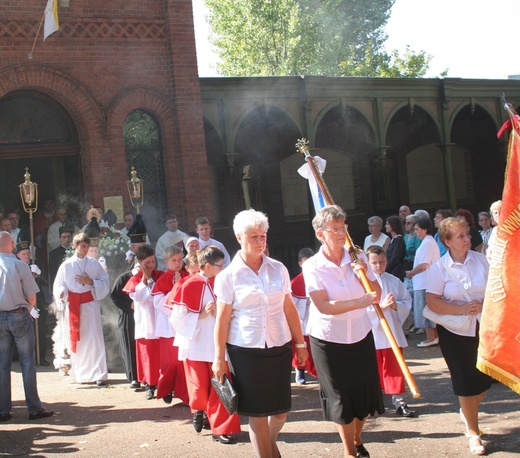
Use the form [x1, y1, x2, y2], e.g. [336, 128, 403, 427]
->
[405, 217, 440, 347]
[363, 215, 390, 252]
[302, 205, 383, 458]
[213, 209, 307, 458]
[426, 217, 492, 456]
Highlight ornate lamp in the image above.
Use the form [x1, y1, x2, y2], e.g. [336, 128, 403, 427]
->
[126, 166, 144, 214]
[18, 167, 38, 263]
[18, 167, 40, 365]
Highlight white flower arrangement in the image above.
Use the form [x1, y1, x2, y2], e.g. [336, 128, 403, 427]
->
[64, 226, 130, 260]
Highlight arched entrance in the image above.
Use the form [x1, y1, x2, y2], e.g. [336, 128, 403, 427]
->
[0, 91, 82, 224]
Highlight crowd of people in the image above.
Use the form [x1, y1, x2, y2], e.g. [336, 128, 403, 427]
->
[0, 199, 502, 457]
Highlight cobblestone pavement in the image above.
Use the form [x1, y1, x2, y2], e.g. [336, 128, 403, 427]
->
[1, 332, 519, 457]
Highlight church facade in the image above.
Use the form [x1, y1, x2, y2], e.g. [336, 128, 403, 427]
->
[1, 1, 519, 273]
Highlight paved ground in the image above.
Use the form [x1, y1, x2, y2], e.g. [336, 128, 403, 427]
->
[1, 331, 519, 457]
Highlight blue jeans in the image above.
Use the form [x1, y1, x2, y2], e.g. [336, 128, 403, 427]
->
[0, 310, 42, 415]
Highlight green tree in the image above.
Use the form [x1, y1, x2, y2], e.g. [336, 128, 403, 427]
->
[205, 0, 432, 77]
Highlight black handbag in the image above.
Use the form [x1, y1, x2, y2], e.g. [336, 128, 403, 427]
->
[211, 374, 238, 415]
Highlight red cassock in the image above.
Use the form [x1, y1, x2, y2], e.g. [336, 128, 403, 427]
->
[290, 272, 317, 378]
[123, 269, 164, 386]
[152, 269, 190, 403]
[169, 274, 241, 436]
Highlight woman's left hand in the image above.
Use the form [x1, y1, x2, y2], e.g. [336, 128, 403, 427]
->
[212, 359, 228, 383]
[351, 259, 368, 276]
[466, 300, 483, 315]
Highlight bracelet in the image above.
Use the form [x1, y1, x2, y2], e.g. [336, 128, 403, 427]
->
[295, 342, 307, 349]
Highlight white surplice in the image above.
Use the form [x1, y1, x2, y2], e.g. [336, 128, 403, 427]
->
[53, 254, 110, 383]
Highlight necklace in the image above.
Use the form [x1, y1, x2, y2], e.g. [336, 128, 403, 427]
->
[75, 256, 88, 278]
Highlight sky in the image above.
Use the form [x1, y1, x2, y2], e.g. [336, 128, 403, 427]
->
[193, 0, 520, 79]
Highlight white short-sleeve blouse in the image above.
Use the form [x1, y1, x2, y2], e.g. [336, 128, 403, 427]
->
[214, 252, 292, 348]
[302, 247, 376, 344]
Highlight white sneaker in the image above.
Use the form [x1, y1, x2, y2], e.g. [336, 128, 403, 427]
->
[417, 338, 439, 347]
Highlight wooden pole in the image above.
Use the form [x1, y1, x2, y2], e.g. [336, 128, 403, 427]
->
[296, 139, 420, 398]
[28, 11, 46, 59]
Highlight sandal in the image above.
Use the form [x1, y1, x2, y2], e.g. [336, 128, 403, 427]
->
[468, 434, 486, 456]
[460, 408, 484, 436]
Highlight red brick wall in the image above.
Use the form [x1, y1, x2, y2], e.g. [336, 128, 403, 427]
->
[0, 0, 211, 230]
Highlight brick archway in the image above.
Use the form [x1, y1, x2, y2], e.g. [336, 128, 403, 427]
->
[0, 63, 105, 201]
[106, 86, 185, 224]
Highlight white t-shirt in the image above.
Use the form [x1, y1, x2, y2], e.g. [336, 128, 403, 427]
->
[214, 252, 292, 348]
[302, 246, 376, 344]
[427, 251, 488, 337]
[412, 235, 440, 290]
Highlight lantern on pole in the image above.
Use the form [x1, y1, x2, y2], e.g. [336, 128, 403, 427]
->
[126, 166, 144, 214]
[18, 167, 38, 264]
[18, 167, 40, 365]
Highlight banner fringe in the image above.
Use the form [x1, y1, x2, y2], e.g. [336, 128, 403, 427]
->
[477, 357, 520, 395]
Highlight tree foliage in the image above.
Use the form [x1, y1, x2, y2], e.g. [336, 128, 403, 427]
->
[205, 0, 432, 78]
[123, 110, 159, 149]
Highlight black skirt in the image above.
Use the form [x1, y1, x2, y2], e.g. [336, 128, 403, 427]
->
[437, 325, 492, 396]
[227, 342, 292, 417]
[310, 332, 385, 424]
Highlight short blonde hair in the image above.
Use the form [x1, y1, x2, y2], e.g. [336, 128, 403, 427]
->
[312, 205, 346, 231]
[438, 217, 468, 244]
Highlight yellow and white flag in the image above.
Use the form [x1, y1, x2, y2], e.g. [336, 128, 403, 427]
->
[44, 0, 59, 41]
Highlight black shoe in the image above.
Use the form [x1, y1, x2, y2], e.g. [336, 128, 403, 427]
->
[130, 380, 140, 389]
[96, 380, 108, 387]
[0, 413, 13, 422]
[39, 360, 50, 367]
[145, 387, 155, 400]
[163, 393, 173, 404]
[355, 443, 370, 458]
[396, 404, 416, 417]
[212, 434, 236, 445]
[28, 408, 54, 420]
[193, 410, 204, 433]
[202, 412, 210, 430]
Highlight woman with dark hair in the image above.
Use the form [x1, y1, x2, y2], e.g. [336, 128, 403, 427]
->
[405, 217, 440, 347]
[454, 209, 483, 252]
[385, 215, 406, 281]
[426, 217, 492, 455]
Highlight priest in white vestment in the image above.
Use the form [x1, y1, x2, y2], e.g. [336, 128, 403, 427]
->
[53, 232, 110, 385]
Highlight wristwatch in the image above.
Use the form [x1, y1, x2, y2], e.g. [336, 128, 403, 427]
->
[295, 342, 307, 349]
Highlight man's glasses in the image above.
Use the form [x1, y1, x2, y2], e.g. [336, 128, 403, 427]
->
[211, 262, 224, 268]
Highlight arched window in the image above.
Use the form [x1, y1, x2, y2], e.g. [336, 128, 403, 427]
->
[0, 91, 81, 217]
[123, 110, 167, 226]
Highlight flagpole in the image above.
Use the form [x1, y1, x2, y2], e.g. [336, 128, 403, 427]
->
[28, 11, 46, 60]
[296, 138, 421, 398]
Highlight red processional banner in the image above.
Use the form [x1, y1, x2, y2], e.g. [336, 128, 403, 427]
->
[477, 114, 520, 395]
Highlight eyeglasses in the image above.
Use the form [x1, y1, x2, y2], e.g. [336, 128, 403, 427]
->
[211, 262, 224, 268]
[321, 225, 348, 235]
[405, 222, 414, 225]
[247, 235, 267, 243]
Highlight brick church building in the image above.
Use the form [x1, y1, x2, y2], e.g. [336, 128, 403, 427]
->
[0, 0, 209, 242]
[2, 0, 520, 273]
